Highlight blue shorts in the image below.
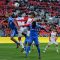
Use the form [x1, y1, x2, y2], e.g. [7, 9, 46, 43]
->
[10, 29, 17, 37]
[28, 36, 39, 45]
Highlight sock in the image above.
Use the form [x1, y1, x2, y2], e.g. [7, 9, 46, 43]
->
[20, 41, 24, 48]
[26, 46, 30, 57]
[37, 47, 40, 57]
[44, 45, 49, 51]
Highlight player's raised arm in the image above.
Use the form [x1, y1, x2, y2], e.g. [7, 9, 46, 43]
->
[36, 23, 49, 32]
[36, 23, 45, 28]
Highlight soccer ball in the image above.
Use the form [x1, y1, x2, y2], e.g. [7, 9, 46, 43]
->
[14, 2, 19, 7]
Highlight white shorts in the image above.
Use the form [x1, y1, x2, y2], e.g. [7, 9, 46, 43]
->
[18, 27, 27, 37]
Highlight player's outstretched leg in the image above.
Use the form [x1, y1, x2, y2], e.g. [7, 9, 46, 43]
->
[43, 45, 50, 53]
[11, 37, 20, 48]
[43, 43, 50, 53]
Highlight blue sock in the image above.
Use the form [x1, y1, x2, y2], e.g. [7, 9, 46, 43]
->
[26, 46, 30, 57]
[37, 47, 40, 56]
[28, 46, 30, 52]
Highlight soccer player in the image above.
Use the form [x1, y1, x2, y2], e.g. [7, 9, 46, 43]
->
[15, 15, 26, 50]
[43, 28, 59, 53]
[15, 13, 34, 50]
[25, 20, 47, 59]
[5, 12, 20, 48]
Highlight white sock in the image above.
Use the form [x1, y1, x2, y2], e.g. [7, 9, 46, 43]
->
[20, 41, 24, 48]
[44, 45, 49, 51]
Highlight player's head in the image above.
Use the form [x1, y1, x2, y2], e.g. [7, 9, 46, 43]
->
[5, 12, 9, 18]
[51, 28, 56, 32]
[29, 12, 35, 18]
[5, 12, 13, 17]
[9, 12, 14, 17]
[32, 21, 36, 28]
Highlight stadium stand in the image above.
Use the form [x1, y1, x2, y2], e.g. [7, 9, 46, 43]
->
[0, 0, 60, 36]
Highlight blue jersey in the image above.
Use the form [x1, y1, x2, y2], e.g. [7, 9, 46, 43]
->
[30, 24, 44, 37]
[8, 16, 18, 36]
[8, 16, 16, 30]
[28, 24, 46, 45]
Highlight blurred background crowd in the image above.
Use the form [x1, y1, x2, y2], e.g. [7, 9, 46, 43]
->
[0, 0, 60, 36]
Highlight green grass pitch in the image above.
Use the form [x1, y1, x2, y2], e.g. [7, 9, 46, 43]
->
[0, 43, 60, 60]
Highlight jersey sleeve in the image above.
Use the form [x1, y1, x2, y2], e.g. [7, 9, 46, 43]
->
[8, 17, 14, 22]
[36, 23, 49, 32]
[36, 23, 45, 28]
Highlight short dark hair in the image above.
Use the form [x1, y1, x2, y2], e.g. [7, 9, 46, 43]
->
[32, 21, 36, 28]
[29, 12, 35, 17]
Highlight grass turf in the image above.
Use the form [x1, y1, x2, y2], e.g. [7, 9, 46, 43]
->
[0, 43, 60, 60]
